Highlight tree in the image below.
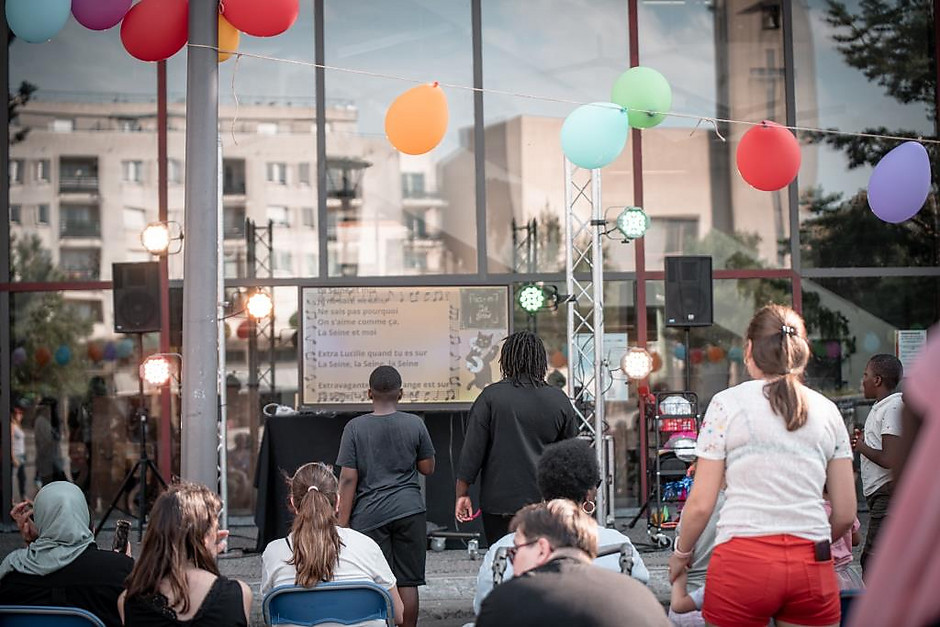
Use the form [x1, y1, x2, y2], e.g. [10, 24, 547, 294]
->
[7, 29, 37, 145]
[10, 235, 94, 399]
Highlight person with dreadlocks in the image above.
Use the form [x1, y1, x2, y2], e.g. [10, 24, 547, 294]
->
[455, 331, 579, 545]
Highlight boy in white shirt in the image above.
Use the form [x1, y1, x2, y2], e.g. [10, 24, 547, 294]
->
[851, 353, 903, 576]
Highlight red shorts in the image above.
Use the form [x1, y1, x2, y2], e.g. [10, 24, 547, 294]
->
[703, 535, 841, 627]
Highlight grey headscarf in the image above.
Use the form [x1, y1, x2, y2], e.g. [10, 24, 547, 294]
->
[0, 481, 94, 579]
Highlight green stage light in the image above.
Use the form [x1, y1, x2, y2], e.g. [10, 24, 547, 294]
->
[616, 206, 650, 240]
[517, 284, 546, 313]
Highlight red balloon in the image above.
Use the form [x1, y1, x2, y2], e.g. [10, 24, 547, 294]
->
[736, 121, 801, 191]
[223, 0, 298, 37]
[690, 348, 704, 365]
[121, 0, 188, 62]
[650, 351, 663, 373]
[88, 342, 104, 362]
[236, 320, 251, 340]
[35, 346, 52, 367]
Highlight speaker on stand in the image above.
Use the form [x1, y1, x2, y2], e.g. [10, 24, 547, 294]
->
[113, 262, 162, 334]
[665, 256, 714, 392]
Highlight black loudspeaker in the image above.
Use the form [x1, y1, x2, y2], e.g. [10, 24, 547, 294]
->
[665, 256, 713, 327]
[112, 262, 161, 333]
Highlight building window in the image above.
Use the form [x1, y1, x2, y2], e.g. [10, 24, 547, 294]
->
[59, 157, 99, 193]
[52, 119, 74, 133]
[223, 205, 246, 239]
[124, 207, 147, 231]
[401, 173, 426, 198]
[168, 159, 183, 184]
[10, 204, 21, 224]
[305, 254, 317, 275]
[37, 204, 50, 225]
[223, 159, 246, 195]
[9, 159, 24, 184]
[273, 251, 293, 273]
[117, 118, 141, 132]
[68, 299, 104, 323]
[122, 160, 144, 183]
[60, 248, 101, 280]
[298, 163, 311, 186]
[266, 162, 287, 185]
[35, 159, 50, 183]
[60, 204, 101, 237]
[302, 207, 315, 228]
[267, 205, 290, 227]
[257, 122, 278, 135]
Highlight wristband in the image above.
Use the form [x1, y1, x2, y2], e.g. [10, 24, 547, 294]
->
[673, 539, 692, 558]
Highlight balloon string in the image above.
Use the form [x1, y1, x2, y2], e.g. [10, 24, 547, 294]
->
[191, 44, 940, 146]
[230, 52, 241, 146]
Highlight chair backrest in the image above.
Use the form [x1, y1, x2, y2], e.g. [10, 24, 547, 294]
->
[263, 582, 394, 627]
[0, 605, 106, 627]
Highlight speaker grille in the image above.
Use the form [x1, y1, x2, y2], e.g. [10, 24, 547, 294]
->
[665, 256, 713, 327]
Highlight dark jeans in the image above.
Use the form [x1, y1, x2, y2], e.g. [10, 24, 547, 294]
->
[482, 512, 514, 546]
[861, 482, 893, 576]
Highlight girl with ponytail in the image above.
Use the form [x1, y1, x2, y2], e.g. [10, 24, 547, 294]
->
[667, 305, 857, 627]
[261, 462, 404, 625]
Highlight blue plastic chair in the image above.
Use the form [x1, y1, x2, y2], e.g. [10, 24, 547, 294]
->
[0, 605, 106, 627]
[263, 581, 395, 626]
[840, 589, 863, 626]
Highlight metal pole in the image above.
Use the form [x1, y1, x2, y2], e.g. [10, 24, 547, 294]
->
[564, 160, 576, 403]
[181, 0, 219, 486]
[157, 60, 172, 479]
[217, 135, 228, 531]
[0, 3, 12, 526]
[590, 169, 607, 525]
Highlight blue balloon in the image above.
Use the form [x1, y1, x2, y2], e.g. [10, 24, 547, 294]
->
[560, 102, 629, 170]
[862, 332, 881, 353]
[868, 141, 931, 223]
[673, 344, 687, 360]
[54, 345, 71, 366]
[116, 338, 135, 359]
[727, 346, 744, 364]
[6, 0, 71, 43]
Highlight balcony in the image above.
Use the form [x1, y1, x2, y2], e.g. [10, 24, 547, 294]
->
[59, 176, 99, 194]
[62, 267, 101, 281]
[60, 220, 101, 238]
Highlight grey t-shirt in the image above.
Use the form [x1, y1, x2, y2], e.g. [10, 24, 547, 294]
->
[336, 411, 435, 532]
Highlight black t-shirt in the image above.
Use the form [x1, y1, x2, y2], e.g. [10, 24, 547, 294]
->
[0, 544, 134, 627]
[336, 411, 436, 532]
[123, 576, 246, 627]
[457, 380, 578, 514]
[477, 556, 669, 627]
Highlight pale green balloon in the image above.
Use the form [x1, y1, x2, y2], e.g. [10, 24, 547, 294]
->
[610, 67, 672, 129]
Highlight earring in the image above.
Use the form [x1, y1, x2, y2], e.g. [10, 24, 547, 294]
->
[581, 500, 596, 515]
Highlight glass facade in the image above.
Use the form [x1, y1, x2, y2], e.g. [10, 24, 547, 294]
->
[3, 0, 939, 516]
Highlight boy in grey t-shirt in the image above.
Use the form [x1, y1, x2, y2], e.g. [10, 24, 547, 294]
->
[337, 366, 435, 627]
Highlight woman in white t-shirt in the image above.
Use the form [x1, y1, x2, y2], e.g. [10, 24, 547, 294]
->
[668, 305, 856, 627]
[261, 462, 404, 626]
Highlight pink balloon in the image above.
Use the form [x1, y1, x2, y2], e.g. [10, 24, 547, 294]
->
[72, 0, 132, 30]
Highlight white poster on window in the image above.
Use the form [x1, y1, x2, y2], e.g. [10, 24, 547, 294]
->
[896, 329, 927, 374]
[572, 333, 629, 402]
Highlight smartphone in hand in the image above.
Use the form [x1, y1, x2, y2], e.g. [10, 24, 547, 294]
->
[112, 519, 131, 554]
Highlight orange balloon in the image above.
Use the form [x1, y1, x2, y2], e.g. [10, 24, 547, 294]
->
[35, 346, 52, 367]
[707, 346, 726, 363]
[87, 342, 104, 363]
[651, 351, 663, 372]
[385, 82, 448, 155]
[549, 350, 567, 369]
[218, 15, 240, 63]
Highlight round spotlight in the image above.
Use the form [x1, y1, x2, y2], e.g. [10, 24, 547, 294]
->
[621, 347, 654, 380]
[140, 355, 173, 386]
[517, 284, 546, 314]
[615, 206, 650, 240]
[141, 222, 171, 255]
[246, 291, 274, 319]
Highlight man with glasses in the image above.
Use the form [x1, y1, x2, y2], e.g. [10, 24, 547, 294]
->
[476, 500, 668, 627]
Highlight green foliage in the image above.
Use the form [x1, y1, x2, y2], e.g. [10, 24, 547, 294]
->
[10, 235, 94, 397]
[7, 28, 37, 145]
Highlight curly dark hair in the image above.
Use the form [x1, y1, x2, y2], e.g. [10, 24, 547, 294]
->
[537, 438, 598, 502]
[499, 331, 548, 387]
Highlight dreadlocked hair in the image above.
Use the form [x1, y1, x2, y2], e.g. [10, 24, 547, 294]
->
[286, 462, 343, 587]
[499, 331, 548, 387]
[747, 304, 811, 431]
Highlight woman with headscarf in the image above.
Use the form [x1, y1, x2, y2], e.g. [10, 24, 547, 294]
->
[0, 481, 133, 627]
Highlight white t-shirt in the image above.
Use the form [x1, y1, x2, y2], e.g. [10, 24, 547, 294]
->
[695, 379, 852, 545]
[473, 525, 649, 615]
[860, 392, 903, 497]
[261, 526, 396, 627]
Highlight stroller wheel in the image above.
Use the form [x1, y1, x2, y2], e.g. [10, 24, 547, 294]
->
[650, 532, 672, 549]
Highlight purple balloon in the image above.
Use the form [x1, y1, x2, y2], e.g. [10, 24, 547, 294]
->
[868, 141, 931, 224]
[11, 347, 27, 367]
[72, 0, 132, 30]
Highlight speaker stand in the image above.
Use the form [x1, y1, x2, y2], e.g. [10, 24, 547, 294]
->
[683, 327, 692, 393]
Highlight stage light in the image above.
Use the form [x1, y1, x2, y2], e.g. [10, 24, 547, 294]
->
[140, 355, 173, 387]
[517, 284, 546, 314]
[141, 223, 171, 254]
[621, 347, 654, 380]
[615, 206, 650, 240]
[246, 291, 274, 319]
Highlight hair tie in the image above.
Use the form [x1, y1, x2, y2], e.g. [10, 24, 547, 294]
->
[307, 485, 320, 493]
[781, 324, 796, 337]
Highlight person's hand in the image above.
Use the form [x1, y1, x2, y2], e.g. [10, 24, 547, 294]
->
[851, 428, 863, 452]
[216, 529, 230, 554]
[455, 496, 474, 522]
[11, 500, 37, 545]
[668, 550, 691, 584]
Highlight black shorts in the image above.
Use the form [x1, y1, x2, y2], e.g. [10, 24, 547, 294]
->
[364, 512, 427, 587]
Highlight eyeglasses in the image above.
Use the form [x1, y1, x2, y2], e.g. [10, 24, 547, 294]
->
[506, 538, 541, 563]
